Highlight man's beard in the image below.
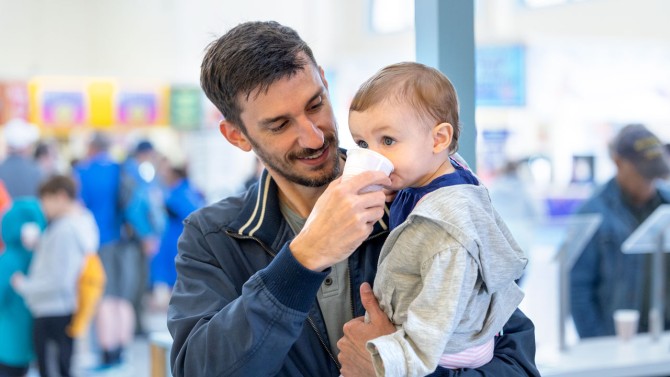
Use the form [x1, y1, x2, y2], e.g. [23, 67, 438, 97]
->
[248, 132, 341, 187]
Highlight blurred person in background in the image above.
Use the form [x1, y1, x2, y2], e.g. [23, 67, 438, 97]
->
[150, 158, 203, 309]
[11, 175, 99, 377]
[118, 139, 164, 335]
[0, 199, 46, 377]
[73, 133, 135, 369]
[570, 124, 670, 338]
[33, 141, 60, 179]
[0, 119, 43, 199]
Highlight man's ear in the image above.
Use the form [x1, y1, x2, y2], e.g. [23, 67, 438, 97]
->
[432, 122, 453, 154]
[219, 120, 252, 152]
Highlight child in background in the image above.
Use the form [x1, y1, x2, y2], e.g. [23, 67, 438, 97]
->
[348, 62, 527, 377]
[12, 175, 99, 377]
[0, 199, 46, 377]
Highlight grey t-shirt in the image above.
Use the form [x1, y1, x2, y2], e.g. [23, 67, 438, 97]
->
[279, 200, 352, 356]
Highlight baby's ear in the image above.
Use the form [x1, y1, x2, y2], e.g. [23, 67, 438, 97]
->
[432, 122, 453, 154]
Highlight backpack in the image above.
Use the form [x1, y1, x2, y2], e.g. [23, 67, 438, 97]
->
[67, 252, 106, 338]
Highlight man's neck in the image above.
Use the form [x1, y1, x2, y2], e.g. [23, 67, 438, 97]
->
[275, 179, 328, 218]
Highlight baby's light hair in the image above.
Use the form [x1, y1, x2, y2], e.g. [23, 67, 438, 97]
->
[350, 62, 460, 154]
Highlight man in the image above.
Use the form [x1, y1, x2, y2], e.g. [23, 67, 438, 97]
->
[119, 140, 164, 333]
[571, 124, 670, 338]
[0, 118, 42, 199]
[168, 21, 539, 377]
[74, 133, 136, 368]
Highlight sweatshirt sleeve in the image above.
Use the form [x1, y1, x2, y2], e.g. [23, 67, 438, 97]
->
[167, 218, 329, 377]
[367, 245, 477, 377]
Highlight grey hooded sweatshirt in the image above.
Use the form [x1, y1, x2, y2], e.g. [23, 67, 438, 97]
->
[367, 184, 527, 377]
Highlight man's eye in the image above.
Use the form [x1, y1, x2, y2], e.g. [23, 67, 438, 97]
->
[310, 97, 323, 110]
[271, 121, 288, 132]
[357, 140, 369, 148]
[382, 137, 395, 146]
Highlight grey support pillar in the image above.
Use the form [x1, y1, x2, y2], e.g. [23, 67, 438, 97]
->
[415, 0, 476, 170]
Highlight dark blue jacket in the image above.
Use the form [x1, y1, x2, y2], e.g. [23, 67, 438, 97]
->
[168, 168, 539, 377]
[570, 178, 670, 337]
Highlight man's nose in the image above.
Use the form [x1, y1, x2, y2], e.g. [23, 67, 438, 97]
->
[295, 117, 324, 149]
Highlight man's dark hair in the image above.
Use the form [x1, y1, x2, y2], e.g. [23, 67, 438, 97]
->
[38, 174, 77, 200]
[200, 21, 317, 131]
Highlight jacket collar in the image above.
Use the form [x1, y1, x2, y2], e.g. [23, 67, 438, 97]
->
[229, 149, 390, 246]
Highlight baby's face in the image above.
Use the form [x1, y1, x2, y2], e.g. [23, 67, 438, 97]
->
[348, 100, 448, 190]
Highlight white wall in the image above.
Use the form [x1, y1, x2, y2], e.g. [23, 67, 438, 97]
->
[3, 0, 670, 194]
[0, 0, 416, 200]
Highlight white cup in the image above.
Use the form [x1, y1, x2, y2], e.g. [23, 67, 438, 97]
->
[342, 148, 394, 193]
[20, 222, 41, 250]
[613, 309, 639, 342]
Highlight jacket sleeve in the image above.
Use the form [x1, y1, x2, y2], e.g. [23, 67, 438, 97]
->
[167, 218, 329, 377]
[426, 309, 540, 376]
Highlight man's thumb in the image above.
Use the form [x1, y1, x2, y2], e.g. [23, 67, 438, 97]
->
[360, 282, 382, 319]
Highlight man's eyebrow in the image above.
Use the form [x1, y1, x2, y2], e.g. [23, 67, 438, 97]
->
[258, 89, 324, 127]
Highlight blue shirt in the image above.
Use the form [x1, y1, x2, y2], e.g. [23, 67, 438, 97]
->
[389, 160, 479, 230]
[73, 152, 122, 245]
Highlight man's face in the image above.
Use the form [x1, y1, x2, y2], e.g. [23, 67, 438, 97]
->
[235, 62, 340, 188]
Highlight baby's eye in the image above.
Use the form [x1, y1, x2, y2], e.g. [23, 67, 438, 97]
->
[382, 137, 395, 146]
[357, 140, 369, 148]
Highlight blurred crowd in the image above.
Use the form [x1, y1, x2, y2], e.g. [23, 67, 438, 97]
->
[0, 118, 205, 376]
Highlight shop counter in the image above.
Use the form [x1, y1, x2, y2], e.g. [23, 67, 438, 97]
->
[539, 332, 670, 377]
[149, 331, 173, 377]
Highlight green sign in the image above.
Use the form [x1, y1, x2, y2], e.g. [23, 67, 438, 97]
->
[170, 86, 203, 130]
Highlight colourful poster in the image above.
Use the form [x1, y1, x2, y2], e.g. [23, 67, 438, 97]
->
[118, 92, 157, 126]
[42, 91, 86, 127]
[0, 82, 29, 125]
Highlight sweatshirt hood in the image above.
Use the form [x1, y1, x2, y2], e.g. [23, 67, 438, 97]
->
[1, 198, 47, 252]
[411, 185, 528, 293]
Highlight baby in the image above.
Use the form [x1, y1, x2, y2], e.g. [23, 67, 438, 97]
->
[348, 62, 527, 376]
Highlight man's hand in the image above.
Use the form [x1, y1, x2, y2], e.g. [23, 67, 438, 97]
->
[142, 236, 159, 256]
[338, 283, 396, 377]
[290, 171, 390, 271]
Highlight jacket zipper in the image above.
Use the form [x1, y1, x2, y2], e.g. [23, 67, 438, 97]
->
[225, 230, 341, 370]
[346, 262, 354, 319]
[307, 316, 342, 369]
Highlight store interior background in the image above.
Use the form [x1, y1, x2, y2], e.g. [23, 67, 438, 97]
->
[2, 0, 670, 370]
